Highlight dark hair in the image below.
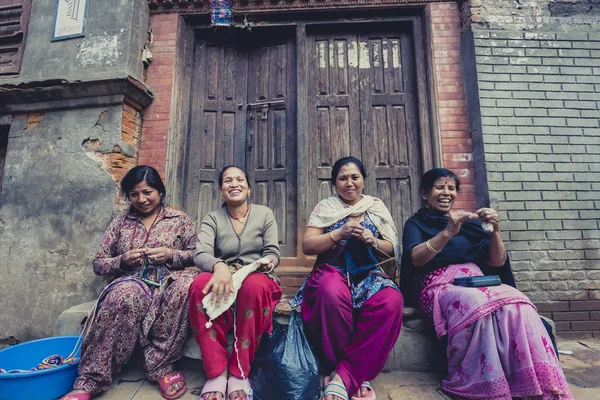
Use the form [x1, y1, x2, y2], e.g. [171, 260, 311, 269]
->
[331, 157, 368, 184]
[121, 165, 166, 203]
[218, 165, 251, 189]
[420, 168, 461, 194]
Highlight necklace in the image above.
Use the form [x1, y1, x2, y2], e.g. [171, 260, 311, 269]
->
[228, 203, 250, 223]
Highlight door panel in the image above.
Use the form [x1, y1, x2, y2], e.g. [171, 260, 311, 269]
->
[307, 25, 421, 242]
[183, 28, 297, 257]
[246, 35, 297, 257]
[185, 40, 247, 223]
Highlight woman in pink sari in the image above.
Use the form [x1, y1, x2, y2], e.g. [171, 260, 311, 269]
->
[400, 168, 572, 400]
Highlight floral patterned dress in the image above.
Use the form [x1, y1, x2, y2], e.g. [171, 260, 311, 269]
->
[73, 207, 198, 395]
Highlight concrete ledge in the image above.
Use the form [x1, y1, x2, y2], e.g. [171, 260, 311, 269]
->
[54, 301, 96, 336]
[55, 302, 445, 372]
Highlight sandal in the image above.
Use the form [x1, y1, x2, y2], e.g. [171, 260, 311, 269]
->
[158, 371, 187, 400]
[60, 394, 91, 400]
[323, 376, 349, 400]
[227, 375, 252, 400]
[200, 374, 228, 400]
[351, 381, 376, 400]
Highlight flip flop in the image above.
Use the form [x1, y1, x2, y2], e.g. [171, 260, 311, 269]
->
[200, 374, 227, 400]
[351, 381, 376, 400]
[158, 371, 187, 400]
[60, 394, 91, 400]
[227, 375, 252, 400]
[323, 376, 349, 400]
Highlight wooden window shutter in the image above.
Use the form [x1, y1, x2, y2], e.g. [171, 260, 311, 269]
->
[0, 0, 32, 75]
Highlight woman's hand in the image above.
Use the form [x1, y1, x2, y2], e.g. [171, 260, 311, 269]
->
[355, 227, 377, 246]
[257, 256, 275, 273]
[443, 210, 478, 236]
[476, 208, 500, 232]
[121, 249, 144, 268]
[337, 221, 364, 240]
[142, 247, 174, 264]
[203, 262, 234, 304]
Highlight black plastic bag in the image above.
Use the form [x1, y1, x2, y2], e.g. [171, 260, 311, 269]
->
[250, 310, 320, 400]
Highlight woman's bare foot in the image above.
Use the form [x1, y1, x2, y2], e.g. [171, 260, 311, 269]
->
[166, 380, 185, 397]
[60, 390, 91, 400]
[324, 372, 347, 400]
[202, 369, 227, 400]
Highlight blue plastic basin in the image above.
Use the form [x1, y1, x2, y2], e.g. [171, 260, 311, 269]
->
[0, 336, 80, 400]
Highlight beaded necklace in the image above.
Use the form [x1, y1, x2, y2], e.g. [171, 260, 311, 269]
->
[227, 203, 251, 223]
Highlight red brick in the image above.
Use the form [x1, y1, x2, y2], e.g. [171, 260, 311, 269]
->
[437, 92, 468, 101]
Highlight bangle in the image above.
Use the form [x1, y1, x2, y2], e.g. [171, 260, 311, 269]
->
[329, 231, 338, 243]
[374, 237, 379, 248]
[425, 240, 441, 254]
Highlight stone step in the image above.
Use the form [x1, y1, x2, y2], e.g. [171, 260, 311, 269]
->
[55, 299, 443, 372]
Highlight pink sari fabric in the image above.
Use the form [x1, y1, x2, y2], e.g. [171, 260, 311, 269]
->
[419, 263, 573, 400]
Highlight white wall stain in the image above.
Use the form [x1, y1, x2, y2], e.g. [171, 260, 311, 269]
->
[392, 41, 400, 69]
[348, 40, 358, 68]
[76, 34, 120, 67]
[359, 41, 370, 69]
[383, 46, 389, 69]
[373, 41, 380, 68]
[317, 41, 327, 69]
[453, 153, 474, 162]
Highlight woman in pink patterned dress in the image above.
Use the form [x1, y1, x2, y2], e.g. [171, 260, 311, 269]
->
[400, 168, 572, 400]
[61, 165, 197, 400]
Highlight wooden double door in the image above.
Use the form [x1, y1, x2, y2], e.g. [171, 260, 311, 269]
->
[182, 23, 424, 271]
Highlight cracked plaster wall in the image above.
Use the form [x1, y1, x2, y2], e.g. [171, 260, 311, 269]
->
[0, 106, 132, 340]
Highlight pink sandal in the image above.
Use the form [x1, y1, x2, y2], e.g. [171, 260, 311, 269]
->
[60, 393, 91, 400]
[158, 371, 187, 400]
[227, 375, 252, 400]
[200, 374, 227, 400]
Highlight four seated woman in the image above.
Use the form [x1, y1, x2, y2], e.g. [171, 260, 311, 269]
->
[400, 168, 572, 399]
[188, 165, 282, 400]
[61, 165, 198, 400]
[291, 156, 404, 400]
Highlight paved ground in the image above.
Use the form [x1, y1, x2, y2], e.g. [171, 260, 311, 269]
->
[87, 338, 600, 400]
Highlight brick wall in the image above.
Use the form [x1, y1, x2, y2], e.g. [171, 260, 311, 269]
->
[465, 0, 600, 337]
[139, 13, 180, 177]
[430, 2, 477, 212]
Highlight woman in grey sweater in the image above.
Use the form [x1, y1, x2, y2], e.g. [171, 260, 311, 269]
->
[189, 165, 282, 400]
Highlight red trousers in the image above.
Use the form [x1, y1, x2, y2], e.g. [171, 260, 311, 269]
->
[189, 272, 282, 378]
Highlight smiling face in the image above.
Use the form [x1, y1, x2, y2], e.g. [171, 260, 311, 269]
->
[220, 167, 250, 206]
[128, 180, 162, 216]
[422, 177, 457, 215]
[335, 163, 365, 206]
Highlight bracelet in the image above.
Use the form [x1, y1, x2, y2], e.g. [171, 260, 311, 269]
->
[329, 231, 338, 243]
[425, 240, 441, 254]
[374, 237, 380, 248]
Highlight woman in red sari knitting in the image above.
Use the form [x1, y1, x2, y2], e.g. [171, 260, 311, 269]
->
[400, 168, 572, 399]
[61, 165, 197, 400]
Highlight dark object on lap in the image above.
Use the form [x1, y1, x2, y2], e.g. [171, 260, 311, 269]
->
[453, 275, 501, 287]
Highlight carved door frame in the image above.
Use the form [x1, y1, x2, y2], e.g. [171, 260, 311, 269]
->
[165, 8, 440, 274]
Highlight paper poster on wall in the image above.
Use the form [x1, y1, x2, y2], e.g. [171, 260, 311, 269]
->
[52, 0, 88, 41]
